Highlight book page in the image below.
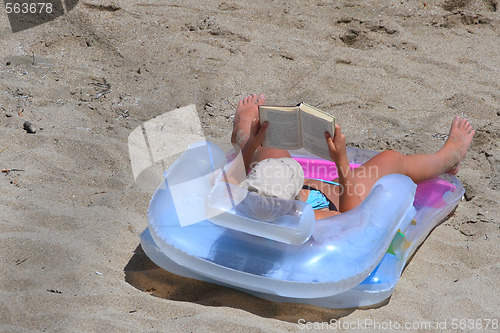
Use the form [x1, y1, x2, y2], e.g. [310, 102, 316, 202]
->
[299, 105, 335, 160]
[259, 106, 301, 150]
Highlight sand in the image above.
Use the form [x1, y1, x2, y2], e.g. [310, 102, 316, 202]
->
[1, 0, 499, 331]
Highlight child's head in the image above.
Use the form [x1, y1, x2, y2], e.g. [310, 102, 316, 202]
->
[240, 158, 304, 201]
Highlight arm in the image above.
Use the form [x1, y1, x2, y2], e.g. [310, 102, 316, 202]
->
[325, 124, 361, 212]
[216, 120, 267, 187]
[241, 120, 268, 172]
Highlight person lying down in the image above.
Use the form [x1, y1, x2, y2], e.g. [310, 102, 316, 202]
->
[230, 94, 475, 220]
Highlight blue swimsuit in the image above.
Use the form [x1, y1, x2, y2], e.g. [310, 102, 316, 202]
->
[303, 179, 340, 211]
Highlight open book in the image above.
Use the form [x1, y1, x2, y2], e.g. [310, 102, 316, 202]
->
[258, 103, 335, 160]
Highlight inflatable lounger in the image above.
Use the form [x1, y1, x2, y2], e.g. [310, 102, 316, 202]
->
[141, 141, 464, 308]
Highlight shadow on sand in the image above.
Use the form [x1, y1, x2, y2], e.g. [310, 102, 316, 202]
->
[123, 244, 386, 323]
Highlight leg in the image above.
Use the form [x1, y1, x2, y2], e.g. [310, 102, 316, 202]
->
[351, 116, 475, 201]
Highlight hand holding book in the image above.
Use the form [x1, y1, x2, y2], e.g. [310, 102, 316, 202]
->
[258, 103, 336, 160]
[324, 123, 346, 165]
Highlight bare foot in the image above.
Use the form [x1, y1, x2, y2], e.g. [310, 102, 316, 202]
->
[231, 94, 266, 148]
[443, 116, 475, 174]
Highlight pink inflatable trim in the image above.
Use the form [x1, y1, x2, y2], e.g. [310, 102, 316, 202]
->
[293, 157, 360, 180]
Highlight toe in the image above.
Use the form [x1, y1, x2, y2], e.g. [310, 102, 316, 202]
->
[249, 94, 257, 104]
[257, 94, 266, 105]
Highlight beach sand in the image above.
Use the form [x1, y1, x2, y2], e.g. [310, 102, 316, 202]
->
[1, 0, 499, 331]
